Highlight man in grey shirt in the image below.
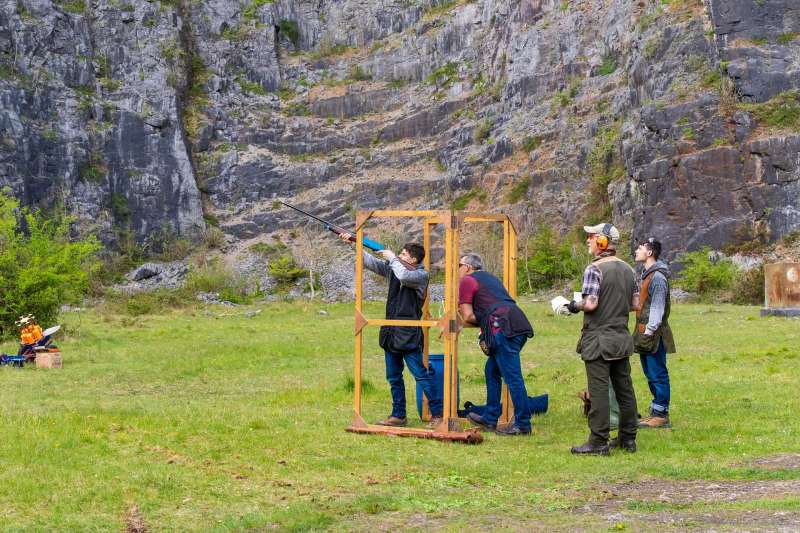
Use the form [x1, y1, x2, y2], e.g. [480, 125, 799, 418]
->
[633, 238, 676, 429]
[339, 233, 442, 429]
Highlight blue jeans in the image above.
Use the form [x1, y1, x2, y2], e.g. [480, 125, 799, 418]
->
[639, 337, 670, 415]
[482, 332, 532, 432]
[385, 349, 442, 419]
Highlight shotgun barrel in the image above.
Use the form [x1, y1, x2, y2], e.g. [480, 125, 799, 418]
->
[279, 201, 385, 251]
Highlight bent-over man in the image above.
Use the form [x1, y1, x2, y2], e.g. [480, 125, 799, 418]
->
[459, 253, 534, 436]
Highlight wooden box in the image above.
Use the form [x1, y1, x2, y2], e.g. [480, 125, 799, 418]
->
[35, 351, 62, 369]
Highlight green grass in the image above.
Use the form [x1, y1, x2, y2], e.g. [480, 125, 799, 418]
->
[450, 187, 487, 209]
[506, 174, 531, 203]
[740, 90, 800, 131]
[0, 302, 798, 530]
[597, 55, 617, 76]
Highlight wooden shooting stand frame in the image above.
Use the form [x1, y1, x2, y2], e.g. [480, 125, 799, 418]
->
[346, 210, 518, 444]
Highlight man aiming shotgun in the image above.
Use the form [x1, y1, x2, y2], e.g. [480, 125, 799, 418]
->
[337, 231, 443, 428]
[279, 202, 442, 428]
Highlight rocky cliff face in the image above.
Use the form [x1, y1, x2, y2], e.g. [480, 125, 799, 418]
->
[1, 0, 798, 260]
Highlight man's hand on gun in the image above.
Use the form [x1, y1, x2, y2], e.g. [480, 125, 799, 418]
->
[339, 232, 396, 260]
[376, 249, 396, 261]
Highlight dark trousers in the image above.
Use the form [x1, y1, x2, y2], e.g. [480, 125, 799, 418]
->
[482, 332, 532, 432]
[585, 357, 637, 445]
[385, 349, 442, 419]
[639, 338, 670, 415]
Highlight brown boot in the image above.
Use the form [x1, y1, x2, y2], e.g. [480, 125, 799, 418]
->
[638, 414, 671, 429]
[425, 417, 443, 430]
[375, 416, 407, 427]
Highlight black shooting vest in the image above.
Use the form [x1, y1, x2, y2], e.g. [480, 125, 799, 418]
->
[470, 271, 533, 344]
[577, 256, 635, 362]
[470, 271, 516, 326]
[378, 266, 426, 353]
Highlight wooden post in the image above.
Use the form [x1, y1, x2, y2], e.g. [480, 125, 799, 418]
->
[421, 221, 432, 421]
[442, 217, 453, 421]
[449, 213, 460, 418]
[353, 223, 364, 417]
[499, 219, 514, 425]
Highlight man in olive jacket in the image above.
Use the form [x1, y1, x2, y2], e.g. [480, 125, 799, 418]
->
[562, 223, 639, 455]
[633, 238, 676, 429]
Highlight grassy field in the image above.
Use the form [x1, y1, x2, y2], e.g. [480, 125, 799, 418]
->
[0, 300, 798, 531]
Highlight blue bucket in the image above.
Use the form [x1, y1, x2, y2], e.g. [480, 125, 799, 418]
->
[416, 353, 459, 418]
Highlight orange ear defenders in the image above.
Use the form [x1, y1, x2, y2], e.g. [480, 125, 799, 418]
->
[596, 223, 612, 250]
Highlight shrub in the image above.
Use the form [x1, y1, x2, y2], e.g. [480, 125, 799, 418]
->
[586, 123, 623, 220]
[110, 193, 130, 221]
[60, 0, 86, 14]
[242, 0, 273, 22]
[473, 119, 493, 144]
[125, 289, 187, 316]
[278, 20, 300, 48]
[284, 102, 311, 116]
[426, 62, 458, 89]
[348, 65, 372, 82]
[506, 175, 531, 203]
[517, 226, 587, 293]
[238, 78, 267, 96]
[732, 265, 765, 306]
[202, 226, 226, 250]
[183, 258, 252, 303]
[597, 56, 617, 76]
[268, 254, 307, 284]
[422, 0, 457, 20]
[521, 135, 542, 153]
[675, 247, 736, 295]
[0, 191, 101, 334]
[79, 151, 107, 183]
[451, 188, 487, 210]
[250, 241, 287, 257]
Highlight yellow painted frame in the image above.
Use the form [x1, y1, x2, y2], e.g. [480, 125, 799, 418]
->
[347, 210, 518, 441]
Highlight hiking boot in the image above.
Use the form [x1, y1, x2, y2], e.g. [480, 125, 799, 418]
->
[570, 442, 610, 456]
[426, 417, 443, 430]
[495, 422, 531, 436]
[375, 416, 407, 427]
[467, 412, 496, 431]
[638, 414, 671, 429]
[609, 436, 637, 453]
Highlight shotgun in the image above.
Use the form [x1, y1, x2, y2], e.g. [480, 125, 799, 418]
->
[280, 201, 387, 251]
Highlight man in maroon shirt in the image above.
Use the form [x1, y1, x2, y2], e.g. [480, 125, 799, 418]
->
[458, 253, 534, 435]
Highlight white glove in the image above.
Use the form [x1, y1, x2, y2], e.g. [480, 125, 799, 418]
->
[556, 305, 571, 317]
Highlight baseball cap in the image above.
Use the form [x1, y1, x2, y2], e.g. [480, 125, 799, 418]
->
[583, 223, 620, 244]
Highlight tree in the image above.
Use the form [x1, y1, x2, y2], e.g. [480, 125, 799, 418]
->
[292, 226, 336, 300]
[0, 190, 101, 334]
